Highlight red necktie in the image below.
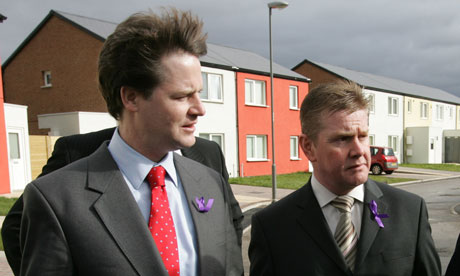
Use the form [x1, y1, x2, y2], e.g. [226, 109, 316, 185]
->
[147, 166, 180, 276]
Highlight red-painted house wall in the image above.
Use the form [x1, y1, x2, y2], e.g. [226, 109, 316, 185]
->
[0, 56, 11, 193]
[236, 72, 309, 176]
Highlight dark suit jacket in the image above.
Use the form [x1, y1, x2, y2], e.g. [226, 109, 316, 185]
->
[19, 143, 243, 275]
[249, 178, 441, 276]
[445, 233, 460, 276]
[2, 127, 243, 276]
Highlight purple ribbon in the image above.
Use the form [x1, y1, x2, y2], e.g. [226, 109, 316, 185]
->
[369, 200, 389, 228]
[195, 197, 214, 213]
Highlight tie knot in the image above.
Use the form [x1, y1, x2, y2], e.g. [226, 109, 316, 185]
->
[331, 195, 354, 213]
[147, 165, 166, 188]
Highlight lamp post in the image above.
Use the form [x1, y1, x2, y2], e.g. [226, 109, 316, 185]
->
[268, 1, 288, 203]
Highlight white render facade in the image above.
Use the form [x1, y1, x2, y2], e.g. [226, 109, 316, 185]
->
[364, 88, 404, 162]
[196, 66, 238, 177]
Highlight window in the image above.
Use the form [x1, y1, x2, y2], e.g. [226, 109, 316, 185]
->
[369, 134, 375, 146]
[420, 102, 428, 119]
[290, 136, 299, 159]
[289, 86, 298, 109]
[8, 133, 20, 159]
[199, 133, 224, 150]
[245, 79, 266, 106]
[407, 100, 412, 113]
[388, 135, 398, 152]
[246, 135, 267, 160]
[42, 71, 52, 87]
[388, 97, 398, 115]
[435, 105, 444, 120]
[201, 72, 222, 102]
[367, 93, 375, 113]
[448, 107, 453, 119]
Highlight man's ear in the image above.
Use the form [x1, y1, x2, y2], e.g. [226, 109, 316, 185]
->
[300, 134, 317, 162]
[120, 86, 140, 112]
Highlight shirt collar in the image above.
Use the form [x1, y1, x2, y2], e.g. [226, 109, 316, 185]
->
[311, 174, 364, 208]
[108, 128, 178, 190]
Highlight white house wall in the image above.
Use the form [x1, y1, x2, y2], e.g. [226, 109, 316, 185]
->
[196, 66, 238, 177]
[4, 103, 32, 190]
[38, 112, 116, 136]
[364, 88, 404, 162]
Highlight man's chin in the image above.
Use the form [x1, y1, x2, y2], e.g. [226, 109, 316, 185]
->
[177, 136, 197, 149]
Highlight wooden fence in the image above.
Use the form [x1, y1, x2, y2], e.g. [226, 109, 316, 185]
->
[29, 135, 60, 180]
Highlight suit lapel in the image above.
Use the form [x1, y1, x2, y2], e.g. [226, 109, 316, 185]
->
[296, 182, 351, 273]
[87, 143, 167, 276]
[355, 179, 386, 269]
[173, 153, 224, 275]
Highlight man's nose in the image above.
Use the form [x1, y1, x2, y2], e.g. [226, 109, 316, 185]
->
[190, 93, 206, 116]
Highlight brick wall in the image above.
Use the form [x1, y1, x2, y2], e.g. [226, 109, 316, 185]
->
[293, 62, 344, 90]
[3, 15, 107, 134]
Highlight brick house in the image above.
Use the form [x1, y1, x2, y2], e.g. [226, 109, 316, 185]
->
[3, 10, 311, 177]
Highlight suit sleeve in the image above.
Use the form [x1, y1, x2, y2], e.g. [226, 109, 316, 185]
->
[20, 183, 74, 275]
[1, 137, 71, 276]
[1, 195, 24, 276]
[208, 140, 244, 247]
[248, 213, 275, 276]
[412, 198, 441, 276]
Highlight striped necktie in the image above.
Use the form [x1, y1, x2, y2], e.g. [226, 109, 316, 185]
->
[331, 195, 358, 272]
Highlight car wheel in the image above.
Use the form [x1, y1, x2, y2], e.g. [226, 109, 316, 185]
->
[385, 170, 394, 175]
[371, 164, 382, 175]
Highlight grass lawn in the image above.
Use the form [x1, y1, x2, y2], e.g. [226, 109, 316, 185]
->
[0, 197, 18, 251]
[230, 172, 416, 190]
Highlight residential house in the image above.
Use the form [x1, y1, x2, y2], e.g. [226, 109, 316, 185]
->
[2, 10, 310, 179]
[293, 59, 460, 164]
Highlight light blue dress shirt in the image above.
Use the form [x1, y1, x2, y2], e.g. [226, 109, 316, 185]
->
[108, 129, 198, 275]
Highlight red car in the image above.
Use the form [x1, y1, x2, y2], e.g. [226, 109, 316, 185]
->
[370, 146, 398, 175]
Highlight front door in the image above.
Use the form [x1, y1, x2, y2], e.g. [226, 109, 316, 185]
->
[8, 129, 27, 190]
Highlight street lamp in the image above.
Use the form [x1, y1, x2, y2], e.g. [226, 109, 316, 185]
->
[268, 1, 288, 203]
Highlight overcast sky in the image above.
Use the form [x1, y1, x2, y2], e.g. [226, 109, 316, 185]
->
[1, 0, 460, 97]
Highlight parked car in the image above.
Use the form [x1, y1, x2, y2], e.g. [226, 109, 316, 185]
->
[370, 146, 398, 175]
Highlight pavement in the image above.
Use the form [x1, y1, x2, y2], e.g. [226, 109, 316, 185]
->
[0, 166, 459, 275]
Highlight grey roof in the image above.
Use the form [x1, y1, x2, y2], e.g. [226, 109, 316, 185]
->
[307, 60, 460, 105]
[202, 43, 309, 81]
[4, 10, 309, 82]
[55, 10, 117, 40]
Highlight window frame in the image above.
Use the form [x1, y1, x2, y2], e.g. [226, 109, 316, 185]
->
[245, 79, 267, 107]
[367, 93, 375, 114]
[246, 135, 268, 161]
[388, 97, 398, 116]
[388, 135, 399, 153]
[200, 72, 223, 102]
[41, 71, 52, 88]
[435, 104, 444, 121]
[420, 102, 428, 119]
[290, 136, 300, 160]
[289, 85, 299, 110]
[199, 133, 224, 153]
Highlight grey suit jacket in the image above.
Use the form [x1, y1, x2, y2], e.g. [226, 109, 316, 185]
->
[20, 143, 243, 276]
[249, 178, 441, 276]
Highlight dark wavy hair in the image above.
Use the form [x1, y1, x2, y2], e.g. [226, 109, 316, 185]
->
[98, 8, 208, 119]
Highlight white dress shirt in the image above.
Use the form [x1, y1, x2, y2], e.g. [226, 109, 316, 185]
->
[310, 174, 364, 237]
[108, 129, 198, 275]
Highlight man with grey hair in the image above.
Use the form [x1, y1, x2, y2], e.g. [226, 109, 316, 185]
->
[249, 80, 440, 275]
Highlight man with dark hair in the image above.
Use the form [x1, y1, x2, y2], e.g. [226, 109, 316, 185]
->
[249, 80, 441, 275]
[18, 9, 243, 275]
